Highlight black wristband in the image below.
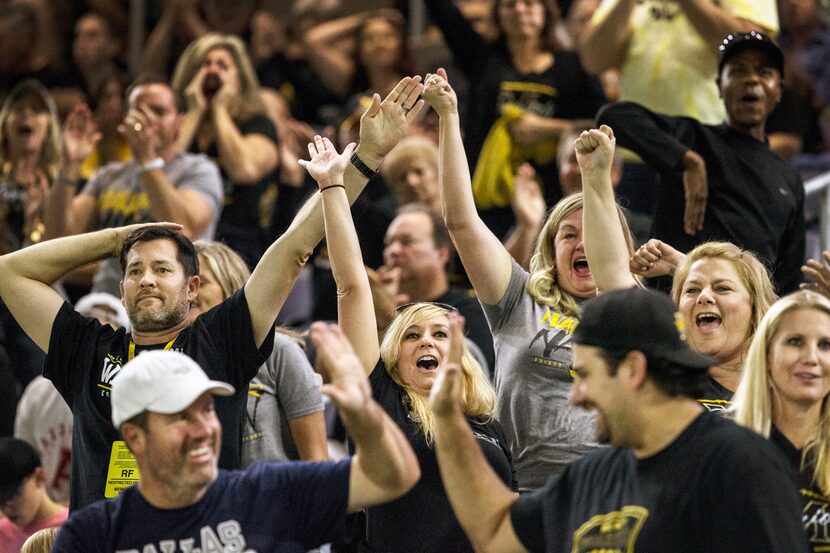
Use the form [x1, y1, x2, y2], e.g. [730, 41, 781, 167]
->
[319, 184, 346, 192]
[350, 152, 378, 179]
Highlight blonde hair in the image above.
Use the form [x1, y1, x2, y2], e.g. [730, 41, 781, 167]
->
[671, 242, 776, 342]
[0, 88, 61, 181]
[732, 290, 830, 495]
[194, 240, 251, 300]
[171, 33, 264, 121]
[20, 527, 59, 553]
[527, 193, 636, 315]
[380, 303, 496, 445]
[380, 136, 438, 183]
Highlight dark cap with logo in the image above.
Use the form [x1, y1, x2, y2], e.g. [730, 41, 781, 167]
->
[0, 437, 41, 503]
[718, 31, 784, 77]
[573, 288, 714, 371]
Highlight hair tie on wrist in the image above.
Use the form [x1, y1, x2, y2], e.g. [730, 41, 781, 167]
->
[320, 184, 346, 192]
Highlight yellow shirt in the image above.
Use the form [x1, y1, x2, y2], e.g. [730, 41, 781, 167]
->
[591, 0, 779, 124]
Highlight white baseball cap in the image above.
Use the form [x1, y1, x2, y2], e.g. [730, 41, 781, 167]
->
[111, 350, 235, 429]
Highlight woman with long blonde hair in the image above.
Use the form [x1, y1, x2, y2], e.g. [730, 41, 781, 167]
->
[732, 290, 830, 551]
[423, 71, 635, 491]
[299, 134, 514, 553]
[171, 33, 279, 268]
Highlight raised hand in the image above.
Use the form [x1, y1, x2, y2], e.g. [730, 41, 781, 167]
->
[298, 135, 356, 188]
[358, 76, 425, 160]
[511, 163, 546, 229]
[574, 125, 615, 176]
[311, 322, 374, 420]
[119, 105, 161, 163]
[422, 68, 457, 117]
[429, 311, 465, 418]
[802, 251, 830, 298]
[184, 66, 208, 113]
[629, 238, 686, 277]
[61, 104, 101, 166]
[375, 265, 410, 306]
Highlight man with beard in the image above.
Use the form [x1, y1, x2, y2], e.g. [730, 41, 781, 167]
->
[51, 333, 419, 553]
[429, 288, 810, 552]
[0, 75, 427, 511]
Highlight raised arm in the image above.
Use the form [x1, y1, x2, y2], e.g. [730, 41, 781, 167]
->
[423, 69, 513, 305]
[301, 12, 366, 98]
[578, 126, 639, 291]
[300, 136, 380, 372]
[430, 313, 525, 553]
[44, 104, 99, 240]
[579, 0, 636, 75]
[0, 222, 182, 351]
[311, 322, 419, 512]
[675, 0, 768, 50]
[243, 76, 425, 348]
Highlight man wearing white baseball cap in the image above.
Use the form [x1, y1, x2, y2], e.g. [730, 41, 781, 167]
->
[50, 325, 419, 553]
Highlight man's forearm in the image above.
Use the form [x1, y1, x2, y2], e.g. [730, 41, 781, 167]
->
[140, 168, 210, 238]
[1, 227, 117, 285]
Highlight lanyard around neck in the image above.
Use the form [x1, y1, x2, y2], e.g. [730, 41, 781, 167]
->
[128, 338, 176, 361]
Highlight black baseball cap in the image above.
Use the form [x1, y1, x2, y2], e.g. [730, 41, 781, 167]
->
[0, 438, 41, 503]
[718, 31, 784, 77]
[573, 288, 713, 371]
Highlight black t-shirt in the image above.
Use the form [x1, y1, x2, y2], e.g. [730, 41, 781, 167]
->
[770, 426, 830, 552]
[697, 376, 733, 413]
[194, 114, 279, 268]
[511, 411, 809, 553]
[362, 360, 516, 553]
[597, 101, 806, 294]
[44, 289, 274, 511]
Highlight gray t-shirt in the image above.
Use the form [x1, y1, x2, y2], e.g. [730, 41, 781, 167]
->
[242, 332, 324, 466]
[481, 260, 601, 491]
[81, 152, 224, 296]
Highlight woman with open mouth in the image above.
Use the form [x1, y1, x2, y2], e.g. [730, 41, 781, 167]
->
[422, 71, 637, 491]
[301, 134, 515, 553]
[0, 79, 60, 253]
[733, 290, 830, 552]
[579, 126, 776, 412]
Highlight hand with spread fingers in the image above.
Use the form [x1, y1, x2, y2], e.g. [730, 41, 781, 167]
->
[429, 311, 466, 419]
[61, 103, 101, 167]
[630, 238, 686, 278]
[801, 251, 830, 298]
[357, 76, 425, 161]
[574, 125, 616, 176]
[298, 135, 356, 189]
[511, 163, 546, 229]
[422, 68, 457, 117]
[311, 322, 376, 423]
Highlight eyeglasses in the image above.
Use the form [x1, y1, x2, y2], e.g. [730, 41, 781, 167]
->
[394, 301, 458, 313]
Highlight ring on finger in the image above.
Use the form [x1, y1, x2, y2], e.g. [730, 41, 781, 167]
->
[402, 104, 412, 113]
[134, 123, 143, 132]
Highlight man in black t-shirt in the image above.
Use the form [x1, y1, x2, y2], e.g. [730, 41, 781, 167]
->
[0, 75, 428, 510]
[597, 32, 805, 294]
[430, 288, 810, 553]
